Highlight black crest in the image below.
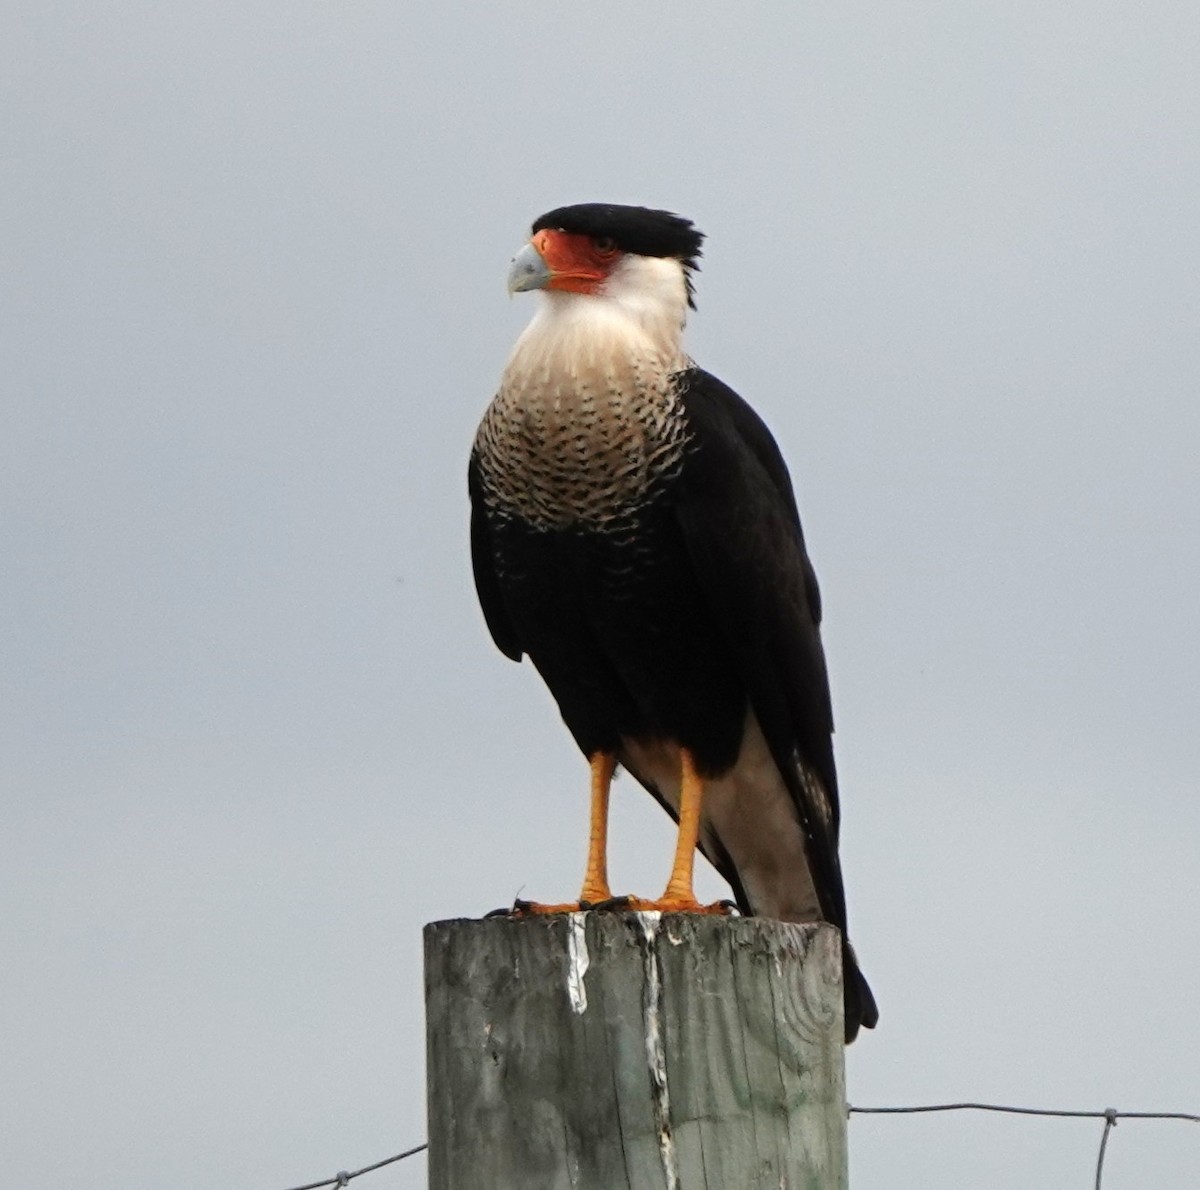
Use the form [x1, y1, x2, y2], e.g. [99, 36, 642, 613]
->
[532, 202, 704, 279]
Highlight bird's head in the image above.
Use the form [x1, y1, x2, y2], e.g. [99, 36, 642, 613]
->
[507, 203, 705, 314]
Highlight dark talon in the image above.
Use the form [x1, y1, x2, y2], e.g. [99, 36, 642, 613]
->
[486, 898, 533, 918]
[588, 895, 632, 912]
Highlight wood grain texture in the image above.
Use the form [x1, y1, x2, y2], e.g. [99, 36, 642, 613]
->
[425, 914, 847, 1190]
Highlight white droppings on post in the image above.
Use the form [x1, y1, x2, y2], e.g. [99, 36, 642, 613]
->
[636, 911, 678, 1190]
[425, 916, 848, 1189]
[566, 913, 590, 1014]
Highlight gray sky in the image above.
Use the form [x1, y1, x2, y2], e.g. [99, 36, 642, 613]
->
[3, 3, 1198, 1187]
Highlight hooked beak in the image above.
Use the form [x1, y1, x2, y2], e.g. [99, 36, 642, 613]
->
[507, 241, 552, 295]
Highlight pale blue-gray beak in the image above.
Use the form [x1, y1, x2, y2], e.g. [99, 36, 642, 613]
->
[507, 241, 552, 294]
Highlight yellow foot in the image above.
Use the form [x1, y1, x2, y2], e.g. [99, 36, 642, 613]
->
[506, 899, 587, 916]
[488, 895, 736, 918]
[621, 895, 734, 915]
[495, 891, 620, 916]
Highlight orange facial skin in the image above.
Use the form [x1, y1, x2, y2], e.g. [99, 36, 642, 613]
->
[531, 229, 621, 294]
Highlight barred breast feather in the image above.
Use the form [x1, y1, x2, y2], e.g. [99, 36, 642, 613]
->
[474, 325, 690, 531]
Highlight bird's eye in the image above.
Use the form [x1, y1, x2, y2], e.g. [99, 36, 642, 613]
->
[594, 236, 617, 257]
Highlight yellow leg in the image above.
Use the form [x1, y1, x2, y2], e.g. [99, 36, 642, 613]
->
[578, 752, 616, 905]
[506, 746, 728, 918]
[629, 747, 729, 915]
[657, 747, 705, 909]
[510, 751, 616, 915]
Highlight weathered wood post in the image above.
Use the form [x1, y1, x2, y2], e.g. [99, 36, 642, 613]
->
[424, 913, 847, 1189]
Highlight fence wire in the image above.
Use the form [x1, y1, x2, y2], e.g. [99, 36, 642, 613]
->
[848, 1101, 1199, 1189]
[279, 1143, 427, 1190]
[279, 1102, 1198, 1190]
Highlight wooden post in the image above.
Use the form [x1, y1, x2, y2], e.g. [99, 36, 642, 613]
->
[424, 913, 847, 1190]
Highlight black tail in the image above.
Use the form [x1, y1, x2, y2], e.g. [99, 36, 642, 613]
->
[842, 937, 878, 1043]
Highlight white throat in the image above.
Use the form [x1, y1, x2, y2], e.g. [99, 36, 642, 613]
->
[478, 255, 694, 530]
[504, 254, 691, 386]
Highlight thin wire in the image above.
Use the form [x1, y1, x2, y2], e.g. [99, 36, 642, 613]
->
[279, 1143, 428, 1190]
[274, 1104, 1199, 1190]
[1095, 1109, 1118, 1190]
[849, 1102, 1200, 1123]
[849, 1102, 1199, 1190]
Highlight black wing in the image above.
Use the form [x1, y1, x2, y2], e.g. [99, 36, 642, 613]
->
[673, 366, 845, 921]
[674, 367, 877, 1037]
[468, 450, 523, 662]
